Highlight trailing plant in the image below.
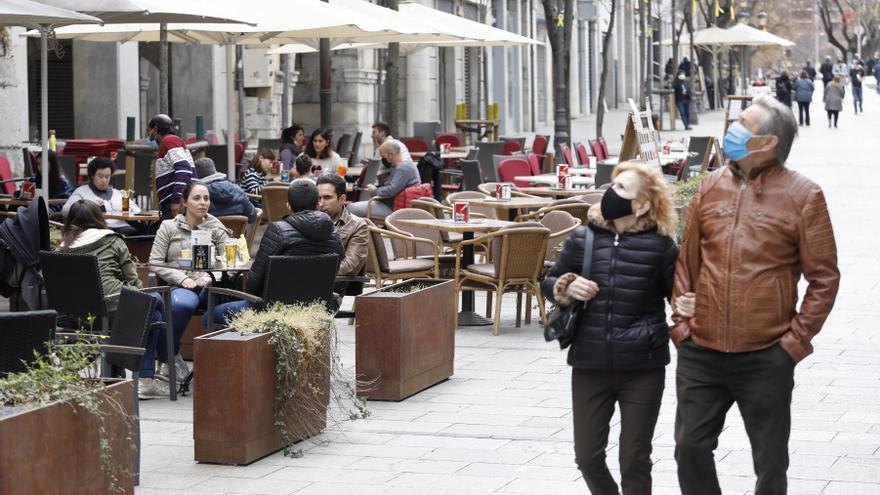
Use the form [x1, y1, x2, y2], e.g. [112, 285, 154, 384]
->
[673, 173, 704, 242]
[382, 282, 429, 294]
[0, 340, 134, 494]
[230, 302, 369, 457]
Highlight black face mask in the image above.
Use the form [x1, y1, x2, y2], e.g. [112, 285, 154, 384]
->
[381, 157, 391, 168]
[600, 187, 633, 221]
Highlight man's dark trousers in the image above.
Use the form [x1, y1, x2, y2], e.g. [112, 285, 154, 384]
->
[674, 339, 795, 495]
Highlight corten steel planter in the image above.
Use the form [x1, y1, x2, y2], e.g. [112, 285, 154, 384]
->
[179, 316, 206, 360]
[193, 329, 329, 465]
[355, 279, 456, 401]
[0, 379, 135, 494]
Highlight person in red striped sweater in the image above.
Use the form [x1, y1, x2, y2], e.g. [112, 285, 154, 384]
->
[147, 114, 194, 219]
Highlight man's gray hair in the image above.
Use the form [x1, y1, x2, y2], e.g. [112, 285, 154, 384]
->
[380, 139, 402, 155]
[194, 157, 217, 179]
[750, 94, 798, 164]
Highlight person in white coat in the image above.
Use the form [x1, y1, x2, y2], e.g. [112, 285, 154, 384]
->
[62, 157, 141, 235]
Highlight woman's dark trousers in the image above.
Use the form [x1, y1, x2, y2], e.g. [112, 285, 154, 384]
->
[827, 110, 839, 127]
[572, 368, 665, 495]
[676, 100, 691, 128]
[797, 102, 810, 126]
[674, 340, 795, 495]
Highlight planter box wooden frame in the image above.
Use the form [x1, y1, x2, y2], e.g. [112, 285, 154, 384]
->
[193, 329, 329, 465]
[0, 379, 135, 494]
[356, 279, 456, 401]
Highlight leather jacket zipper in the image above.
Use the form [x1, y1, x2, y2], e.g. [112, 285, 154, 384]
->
[776, 279, 785, 322]
[724, 181, 748, 352]
[605, 233, 619, 369]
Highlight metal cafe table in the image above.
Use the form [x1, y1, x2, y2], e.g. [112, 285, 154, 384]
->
[390, 217, 514, 327]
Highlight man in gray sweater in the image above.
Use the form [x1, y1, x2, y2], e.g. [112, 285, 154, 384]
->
[348, 139, 420, 220]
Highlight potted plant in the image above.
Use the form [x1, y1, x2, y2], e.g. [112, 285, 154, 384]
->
[193, 302, 367, 465]
[674, 173, 704, 242]
[0, 342, 135, 494]
[355, 279, 456, 401]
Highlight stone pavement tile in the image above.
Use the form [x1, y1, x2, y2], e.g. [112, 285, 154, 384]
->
[303, 442, 433, 459]
[133, 489, 198, 495]
[821, 481, 880, 495]
[383, 472, 511, 492]
[345, 457, 467, 474]
[464, 404, 570, 418]
[149, 462, 285, 479]
[439, 423, 562, 440]
[494, 478, 585, 495]
[419, 447, 540, 465]
[525, 452, 575, 468]
[338, 418, 452, 434]
[386, 433, 509, 450]
[294, 482, 448, 495]
[417, 411, 533, 427]
[425, 393, 547, 407]
[255, 452, 363, 468]
[262, 466, 399, 484]
[790, 428, 839, 442]
[456, 461, 580, 481]
[138, 471, 216, 490]
[786, 478, 831, 494]
[792, 440, 879, 456]
[186, 476, 311, 494]
[306, 430, 397, 446]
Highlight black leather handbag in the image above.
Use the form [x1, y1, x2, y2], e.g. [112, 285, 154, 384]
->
[544, 227, 594, 349]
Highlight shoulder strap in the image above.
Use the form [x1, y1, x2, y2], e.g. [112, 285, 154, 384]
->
[580, 227, 594, 279]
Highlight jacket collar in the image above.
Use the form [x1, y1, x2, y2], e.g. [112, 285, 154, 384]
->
[728, 158, 783, 194]
[587, 203, 657, 235]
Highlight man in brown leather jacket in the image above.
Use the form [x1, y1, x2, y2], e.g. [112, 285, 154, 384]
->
[670, 94, 840, 495]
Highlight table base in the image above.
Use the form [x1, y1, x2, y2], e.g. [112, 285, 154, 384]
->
[458, 311, 494, 327]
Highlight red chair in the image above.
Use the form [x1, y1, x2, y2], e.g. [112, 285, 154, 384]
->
[0, 155, 19, 195]
[501, 140, 522, 155]
[576, 143, 591, 166]
[598, 138, 610, 159]
[402, 138, 429, 154]
[526, 154, 542, 176]
[498, 158, 533, 188]
[531, 135, 549, 155]
[392, 183, 434, 211]
[590, 139, 607, 161]
[561, 144, 575, 167]
[234, 142, 245, 164]
[434, 133, 461, 150]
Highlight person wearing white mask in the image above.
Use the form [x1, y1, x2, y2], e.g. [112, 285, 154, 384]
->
[673, 71, 692, 130]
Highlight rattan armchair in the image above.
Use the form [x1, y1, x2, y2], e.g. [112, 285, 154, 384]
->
[514, 199, 590, 224]
[365, 225, 439, 288]
[455, 224, 550, 335]
[260, 183, 290, 223]
[216, 215, 248, 238]
[0, 310, 56, 377]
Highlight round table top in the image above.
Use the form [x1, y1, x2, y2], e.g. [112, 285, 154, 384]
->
[391, 217, 515, 233]
[104, 211, 161, 222]
[456, 196, 555, 209]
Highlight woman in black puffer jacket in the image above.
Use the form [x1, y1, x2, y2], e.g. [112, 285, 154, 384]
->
[542, 160, 679, 495]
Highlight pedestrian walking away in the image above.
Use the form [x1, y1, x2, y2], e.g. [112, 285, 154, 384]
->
[543, 161, 679, 495]
[673, 71, 692, 130]
[824, 76, 845, 128]
[819, 56, 834, 91]
[850, 61, 865, 114]
[670, 94, 840, 495]
[803, 60, 816, 81]
[793, 71, 815, 126]
[775, 71, 793, 108]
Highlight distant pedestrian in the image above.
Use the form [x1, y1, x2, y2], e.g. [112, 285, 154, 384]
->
[672, 94, 840, 495]
[850, 61, 865, 114]
[832, 58, 848, 85]
[874, 56, 880, 95]
[775, 71, 793, 107]
[678, 57, 692, 76]
[665, 57, 674, 77]
[820, 56, 834, 90]
[705, 74, 716, 110]
[866, 52, 880, 79]
[824, 76, 845, 128]
[542, 160, 679, 495]
[673, 71, 692, 130]
[803, 61, 816, 81]
[794, 71, 815, 126]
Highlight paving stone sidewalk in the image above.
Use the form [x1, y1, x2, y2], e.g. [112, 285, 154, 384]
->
[135, 91, 880, 495]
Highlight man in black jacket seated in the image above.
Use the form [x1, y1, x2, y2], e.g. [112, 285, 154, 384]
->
[207, 180, 344, 325]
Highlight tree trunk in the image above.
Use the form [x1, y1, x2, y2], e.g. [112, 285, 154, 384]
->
[159, 23, 168, 115]
[638, 0, 647, 101]
[596, 0, 618, 138]
[385, 0, 400, 137]
[541, 0, 574, 159]
[320, 0, 333, 128]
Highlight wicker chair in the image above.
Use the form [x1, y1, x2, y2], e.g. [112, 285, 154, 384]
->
[476, 182, 538, 199]
[365, 225, 438, 288]
[217, 215, 248, 238]
[243, 208, 263, 253]
[540, 210, 580, 263]
[260, 183, 290, 223]
[385, 208, 459, 279]
[455, 223, 550, 335]
[516, 199, 590, 225]
[0, 310, 56, 377]
[577, 191, 604, 206]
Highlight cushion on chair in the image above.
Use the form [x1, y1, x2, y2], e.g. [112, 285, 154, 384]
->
[369, 229, 390, 272]
[393, 183, 434, 211]
[386, 258, 435, 274]
[466, 263, 496, 278]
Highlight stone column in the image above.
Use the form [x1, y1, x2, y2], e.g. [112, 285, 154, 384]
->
[0, 27, 29, 175]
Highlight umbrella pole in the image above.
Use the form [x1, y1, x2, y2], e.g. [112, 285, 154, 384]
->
[226, 44, 236, 182]
[160, 23, 168, 114]
[40, 27, 49, 203]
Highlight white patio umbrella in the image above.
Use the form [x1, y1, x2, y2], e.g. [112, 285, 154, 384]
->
[725, 23, 795, 47]
[0, 0, 102, 203]
[43, 0, 412, 180]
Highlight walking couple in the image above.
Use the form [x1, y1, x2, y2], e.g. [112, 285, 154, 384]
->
[543, 94, 840, 495]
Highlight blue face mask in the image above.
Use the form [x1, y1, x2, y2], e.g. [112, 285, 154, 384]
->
[147, 132, 159, 151]
[722, 122, 753, 162]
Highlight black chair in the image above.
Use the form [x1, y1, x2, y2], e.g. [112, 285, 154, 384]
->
[111, 150, 127, 190]
[21, 147, 34, 177]
[348, 131, 363, 167]
[356, 159, 382, 202]
[57, 155, 78, 187]
[257, 138, 281, 156]
[476, 142, 504, 183]
[206, 254, 340, 333]
[0, 310, 56, 377]
[57, 287, 156, 486]
[459, 160, 483, 191]
[336, 133, 353, 159]
[680, 136, 713, 181]
[133, 152, 154, 209]
[204, 144, 231, 178]
[40, 251, 111, 336]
